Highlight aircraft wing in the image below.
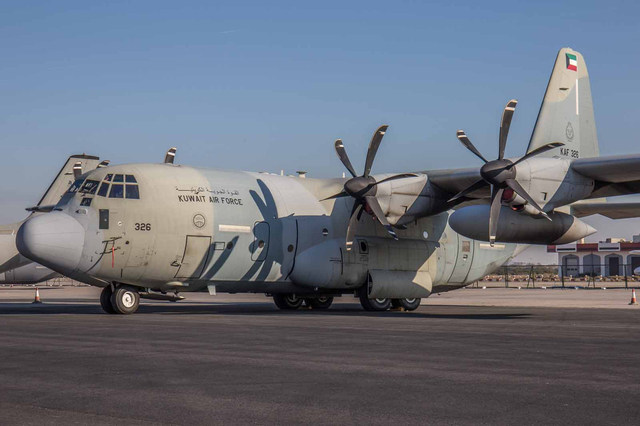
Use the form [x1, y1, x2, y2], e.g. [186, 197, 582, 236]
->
[570, 154, 640, 198]
[571, 154, 640, 183]
[423, 167, 489, 200]
[571, 202, 640, 219]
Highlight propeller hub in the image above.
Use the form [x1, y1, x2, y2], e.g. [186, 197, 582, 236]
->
[480, 159, 515, 186]
[344, 176, 377, 198]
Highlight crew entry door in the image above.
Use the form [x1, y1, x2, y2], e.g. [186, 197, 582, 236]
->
[175, 235, 211, 279]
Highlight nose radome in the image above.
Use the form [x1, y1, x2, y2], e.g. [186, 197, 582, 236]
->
[17, 212, 85, 273]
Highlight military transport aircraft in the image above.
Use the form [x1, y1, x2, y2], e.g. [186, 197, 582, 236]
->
[15, 48, 640, 314]
[0, 155, 103, 284]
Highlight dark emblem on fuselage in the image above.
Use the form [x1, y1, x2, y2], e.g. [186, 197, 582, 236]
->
[193, 214, 206, 228]
[566, 122, 574, 141]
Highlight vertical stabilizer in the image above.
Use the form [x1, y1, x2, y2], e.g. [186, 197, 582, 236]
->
[35, 154, 101, 208]
[527, 48, 599, 159]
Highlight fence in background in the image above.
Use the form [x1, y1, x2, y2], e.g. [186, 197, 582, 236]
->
[479, 264, 640, 289]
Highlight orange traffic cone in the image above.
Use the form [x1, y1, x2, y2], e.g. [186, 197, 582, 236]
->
[630, 289, 638, 306]
[32, 287, 42, 304]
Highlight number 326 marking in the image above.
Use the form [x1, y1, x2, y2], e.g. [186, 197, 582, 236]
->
[135, 223, 151, 231]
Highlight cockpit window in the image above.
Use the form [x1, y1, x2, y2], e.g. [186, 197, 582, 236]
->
[97, 182, 109, 197]
[67, 178, 85, 193]
[80, 180, 100, 194]
[109, 184, 124, 198]
[95, 174, 140, 199]
[126, 185, 140, 199]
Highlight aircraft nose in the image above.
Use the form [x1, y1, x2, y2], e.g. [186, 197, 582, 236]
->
[16, 212, 85, 273]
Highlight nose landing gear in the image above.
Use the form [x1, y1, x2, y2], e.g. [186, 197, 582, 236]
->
[100, 284, 140, 314]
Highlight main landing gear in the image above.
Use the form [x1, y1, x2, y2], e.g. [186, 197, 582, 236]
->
[272, 294, 335, 310]
[100, 284, 140, 314]
[358, 286, 421, 312]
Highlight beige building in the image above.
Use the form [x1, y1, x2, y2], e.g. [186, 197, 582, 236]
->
[547, 236, 640, 277]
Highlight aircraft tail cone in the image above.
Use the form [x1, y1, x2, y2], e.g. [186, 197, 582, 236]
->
[630, 289, 638, 306]
[32, 287, 42, 304]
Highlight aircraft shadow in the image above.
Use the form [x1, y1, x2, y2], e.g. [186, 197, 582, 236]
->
[0, 302, 531, 320]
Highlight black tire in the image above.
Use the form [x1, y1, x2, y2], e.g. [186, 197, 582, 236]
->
[305, 296, 334, 310]
[273, 294, 303, 310]
[397, 298, 421, 311]
[358, 286, 390, 311]
[110, 285, 140, 314]
[100, 286, 117, 314]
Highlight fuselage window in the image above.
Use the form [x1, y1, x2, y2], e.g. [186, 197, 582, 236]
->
[125, 175, 137, 183]
[109, 184, 124, 198]
[80, 197, 92, 206]
[97, 182, 110, 197]
[68, 178, 85, 193]
[104, 174, 113, 182]
[80, 180, 100, 194]
[125, 185, 140, 199]
[113, 174, 124, 183]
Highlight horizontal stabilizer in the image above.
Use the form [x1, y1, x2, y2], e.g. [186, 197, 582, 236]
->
[571, 202, 640, 219]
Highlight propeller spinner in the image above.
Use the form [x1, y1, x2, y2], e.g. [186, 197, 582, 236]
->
[323, 125, 417, 251]
[449, 100, 564, 246]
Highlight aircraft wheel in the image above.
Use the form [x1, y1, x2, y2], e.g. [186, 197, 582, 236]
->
[391, 298, 421, 311]
[110, 285, 140, 315]
[273, 294, 303, 310]
[99, 286, 117, 314]
[358, 287, 390, 311]
[305, 296, 334, 309]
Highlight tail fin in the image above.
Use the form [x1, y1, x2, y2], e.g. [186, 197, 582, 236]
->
[31, 154, 101, 210]
[527, 48, 599, 159]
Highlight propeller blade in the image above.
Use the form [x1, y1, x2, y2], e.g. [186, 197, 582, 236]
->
[372, 173, 419, 186]
[489, 186, 504, 246]
[456, 130, 489, 163]
[363, 125, 389, 177]
[346, 202, 363, 251]
[334, 139, 357, 178]
[505, 178, 551, 221]
[73, 162, 83, 179]
[498, 99, 518, 160]
[320, 190, 350, 201]
[365, 196, 398, 240]
[447, 179, 489, 203]
[507, 142, 565, 169]
[164, 147, 177, 164]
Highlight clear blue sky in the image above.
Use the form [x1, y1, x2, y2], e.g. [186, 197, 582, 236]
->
[1, 0, 639, 233]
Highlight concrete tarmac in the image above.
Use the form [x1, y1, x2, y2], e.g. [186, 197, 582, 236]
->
[1, 287, 639, 425]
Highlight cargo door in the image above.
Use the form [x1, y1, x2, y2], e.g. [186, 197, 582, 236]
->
[175, 235, 211, 279]
[448, 235, 474, 283]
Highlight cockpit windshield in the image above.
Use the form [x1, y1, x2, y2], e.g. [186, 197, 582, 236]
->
[96, 174, 140, 199]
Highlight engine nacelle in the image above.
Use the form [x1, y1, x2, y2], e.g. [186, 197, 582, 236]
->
[449, 205, 596, 244]
[0, 262, 60, 284]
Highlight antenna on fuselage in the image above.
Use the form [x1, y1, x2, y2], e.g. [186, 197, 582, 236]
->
[164, 147, 177, 164]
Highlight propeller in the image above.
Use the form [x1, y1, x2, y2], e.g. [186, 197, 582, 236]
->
[164, 147, 177, 164]
[449, 99, 564, 246]
[323, 125, 418, 250]
[72, 161, 83, 179]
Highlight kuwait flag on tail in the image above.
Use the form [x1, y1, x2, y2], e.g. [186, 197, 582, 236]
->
[566, 53, 578, 71]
